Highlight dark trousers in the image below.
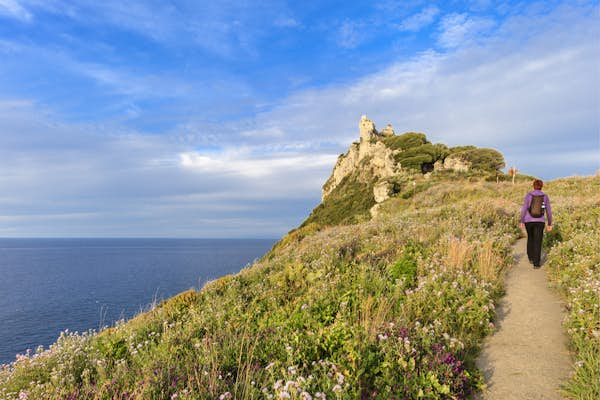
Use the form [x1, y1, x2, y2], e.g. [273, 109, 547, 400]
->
[525, 222, 545, 266]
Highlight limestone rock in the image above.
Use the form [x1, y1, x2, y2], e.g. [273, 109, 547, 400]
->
[380, 124, 395, 137]
[373, 181, 391, 203]
[370, 203, 382, 219]
[443, 155, 470, 172]
[359, 115, 377, 142]
[322, 115, 400, 200]
[359, 141, 397, 176]
[322, 143, 360, 199]
[433, 160, 444, 171]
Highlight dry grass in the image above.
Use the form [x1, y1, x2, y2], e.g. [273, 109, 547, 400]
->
[444, 238, 473, 272]
[475, 241, 497, 283]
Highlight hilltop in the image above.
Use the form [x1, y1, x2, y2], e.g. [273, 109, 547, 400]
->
[1, 119, 598, 400]
[301, 115, 506, 229]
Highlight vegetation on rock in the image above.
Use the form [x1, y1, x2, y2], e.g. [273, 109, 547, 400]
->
[381, 132, 504, 174]
[302, 170, 376, 229]
[448, 147, 505, 173]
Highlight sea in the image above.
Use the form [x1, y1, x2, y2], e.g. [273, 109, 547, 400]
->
[0, 238, 276, 365]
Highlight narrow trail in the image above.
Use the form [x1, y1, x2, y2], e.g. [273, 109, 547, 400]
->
[475, 238, 572, 400]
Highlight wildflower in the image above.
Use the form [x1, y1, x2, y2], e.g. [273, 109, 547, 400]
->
[171, 394, 178, 400]
[18, 392, 29, 400]
[194, 342, 201, 349]
[278, 392, 291, 399]
[300, 392, 313, 400]
[332, 385, 342, 392]
[219, 392, 232, 400]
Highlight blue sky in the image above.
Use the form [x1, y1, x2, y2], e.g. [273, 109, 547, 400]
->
[0, 0, 598, 238]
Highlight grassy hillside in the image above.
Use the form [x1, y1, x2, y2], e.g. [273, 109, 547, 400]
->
[542, 177, 600, 399]
[1, 175, 598, 399]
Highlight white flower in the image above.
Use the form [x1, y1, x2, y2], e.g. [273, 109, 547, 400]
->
[300, 392, 313, 400]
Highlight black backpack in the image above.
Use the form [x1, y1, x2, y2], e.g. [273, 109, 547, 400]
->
[529, 195, 545, 218]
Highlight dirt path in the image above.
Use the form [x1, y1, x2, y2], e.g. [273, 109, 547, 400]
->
[475, 238, 572, 399]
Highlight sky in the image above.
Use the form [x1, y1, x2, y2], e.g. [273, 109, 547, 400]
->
[0, 0, 598, 238]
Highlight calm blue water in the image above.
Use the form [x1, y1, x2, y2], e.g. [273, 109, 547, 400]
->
[0, 238, 275, 365]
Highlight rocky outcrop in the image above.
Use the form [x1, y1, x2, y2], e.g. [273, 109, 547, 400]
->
[373, 181, 391, 203]
[443, 155, 471, 172]
[322, 116, 400, 201]
[380, 124, 395, 137]
[322, 143, 360, 198]
[359, 115, 378, 142]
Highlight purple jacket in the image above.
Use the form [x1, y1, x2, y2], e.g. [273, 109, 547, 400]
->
[521, 190, 552, 225]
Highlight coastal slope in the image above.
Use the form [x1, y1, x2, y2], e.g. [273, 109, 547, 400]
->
[1, 117, 598, 399]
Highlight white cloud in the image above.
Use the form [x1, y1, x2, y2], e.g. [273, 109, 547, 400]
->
[0, 0, 32, 21]
[399, 6, 440, 32]
[180, 149, 336, 179]
[0, 98, 332, 237]
[437, 13, 496, 48]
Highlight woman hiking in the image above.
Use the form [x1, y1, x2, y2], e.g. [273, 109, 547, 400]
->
[520, 179, 553, 268]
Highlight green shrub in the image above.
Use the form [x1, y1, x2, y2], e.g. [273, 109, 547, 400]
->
[451, 148, 505, 172]
[388, 253, 418, 287]
[383, 132, 429, 151]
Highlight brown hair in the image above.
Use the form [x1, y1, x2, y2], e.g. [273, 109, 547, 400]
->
[533, 179, 543, 190]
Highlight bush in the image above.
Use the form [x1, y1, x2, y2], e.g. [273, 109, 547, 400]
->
[451, 148, 505, 172]
[383, 132, 429, 151]
[388, 251, 418, 287]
